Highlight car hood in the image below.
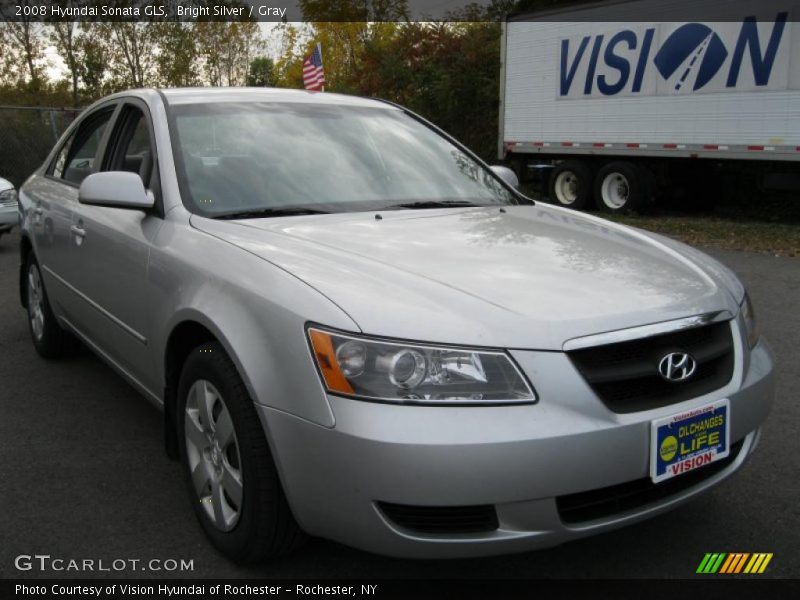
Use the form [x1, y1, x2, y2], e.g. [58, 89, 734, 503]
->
[191, 205, 742, 350]
[0, 177, 13, 193]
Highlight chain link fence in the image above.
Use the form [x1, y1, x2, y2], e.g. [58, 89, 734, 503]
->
[0, 106, 82, 188]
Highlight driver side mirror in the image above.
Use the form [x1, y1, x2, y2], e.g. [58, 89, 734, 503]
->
[490, 165, 520, 190]
[78, 171, 154, 210]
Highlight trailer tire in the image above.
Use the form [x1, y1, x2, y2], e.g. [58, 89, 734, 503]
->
[594, 162, 650, 213]
[549, 160, 593, 210]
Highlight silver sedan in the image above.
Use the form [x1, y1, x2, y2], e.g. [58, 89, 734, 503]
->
[0, 176, 19, 240]
[18, 88, 774, 563]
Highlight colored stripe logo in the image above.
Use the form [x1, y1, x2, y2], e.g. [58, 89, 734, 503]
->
[697, 553, 773, 574]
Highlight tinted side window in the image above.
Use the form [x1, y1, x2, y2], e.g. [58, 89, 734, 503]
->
[107, 107, 154, 187]
[60, 109, 114, 185]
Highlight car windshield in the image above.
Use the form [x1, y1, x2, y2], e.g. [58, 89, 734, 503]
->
[170, 102, 516, 217]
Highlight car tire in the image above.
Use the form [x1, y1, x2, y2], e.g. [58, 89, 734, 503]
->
[25, 254, 78, 359]
[594, 161, 651, 213]
[177, 342, 305, 564]
[548, 160, 593, 210]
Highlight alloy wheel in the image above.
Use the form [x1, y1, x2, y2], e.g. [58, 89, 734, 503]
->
[27, 264, 45, 341]
[184, 380, 244, 532]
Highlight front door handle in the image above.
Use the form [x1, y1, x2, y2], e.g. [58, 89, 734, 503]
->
[70, 225, 86, 246]
[33, 207, 43, 216]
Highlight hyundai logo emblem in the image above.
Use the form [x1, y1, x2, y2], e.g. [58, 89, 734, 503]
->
[658, 352, 697, 382]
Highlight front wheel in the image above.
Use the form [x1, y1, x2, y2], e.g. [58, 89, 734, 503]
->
[177, 342, 305, 563]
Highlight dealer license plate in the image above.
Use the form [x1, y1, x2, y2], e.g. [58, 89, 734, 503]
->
[650, 399, 730, 483]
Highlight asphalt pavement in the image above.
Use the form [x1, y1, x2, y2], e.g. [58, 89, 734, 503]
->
[0, 229, 797, 579]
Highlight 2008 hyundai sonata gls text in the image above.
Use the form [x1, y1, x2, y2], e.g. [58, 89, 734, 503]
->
[18, 88, 774, 563]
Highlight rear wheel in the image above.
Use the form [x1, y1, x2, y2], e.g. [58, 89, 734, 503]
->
[548, 160, 593, 210]
[594, 161, 651, 213]
[25, 255, 78, 359]
[177, 342, 305, 563]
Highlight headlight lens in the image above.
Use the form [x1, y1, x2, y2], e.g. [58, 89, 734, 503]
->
[741, 292, 760, 348]
[307, 327, 536, 405]
[0, 188, 17, 204]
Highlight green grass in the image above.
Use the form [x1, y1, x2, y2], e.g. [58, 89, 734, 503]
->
[520, 182, 800, 258]
[593, 213, 800, 258]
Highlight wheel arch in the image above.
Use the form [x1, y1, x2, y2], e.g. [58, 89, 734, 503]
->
[19, 234, 33, 309]
[162, 313, 253, 460]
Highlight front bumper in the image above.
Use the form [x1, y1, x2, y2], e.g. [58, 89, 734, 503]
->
[0, 205, 19, 230]
[257, 337, 774, 559]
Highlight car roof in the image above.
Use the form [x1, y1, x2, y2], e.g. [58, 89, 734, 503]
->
[76, 88, 399, 121]
[157, 87, 396, 109]
[0, 177, 13, 191]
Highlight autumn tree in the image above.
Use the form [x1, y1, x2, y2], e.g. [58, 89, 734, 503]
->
[105, 21, 157, 88]
[194, 21, 264, 86]
[271, 22, 307, 88]
[49, 7, 82, 107]
[247, 57, 274, 87]
[349, 21, 503, 161]
[2, 1, 47, 91]
[153, 21, 199, 87]
[298, 1, 408, 90]
[77, 23, 111, 99]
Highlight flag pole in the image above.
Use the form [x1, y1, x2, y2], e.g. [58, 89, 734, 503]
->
[318, 43, 325, 92]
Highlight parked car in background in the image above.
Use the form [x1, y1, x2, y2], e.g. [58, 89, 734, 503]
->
[0, 176, 19, 241]
[17, 88, 774, 563]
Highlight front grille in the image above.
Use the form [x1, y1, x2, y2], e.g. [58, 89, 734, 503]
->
[0, 200, 17, 208]
[556, 440, 744, 524]
[377, 502, 499, 534]
[568, 321, 734, 413]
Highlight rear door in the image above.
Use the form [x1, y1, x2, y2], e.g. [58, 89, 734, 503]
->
[64, 99, 164, 395]
[31, 104, 116, 321]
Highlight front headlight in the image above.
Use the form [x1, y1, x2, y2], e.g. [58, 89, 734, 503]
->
[307, 327, 536, 405]
[0, 188, 17, 204]
[741, 292, 760, 349]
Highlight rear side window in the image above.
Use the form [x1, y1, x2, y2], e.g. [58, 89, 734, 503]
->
[51, 132, 74, 179]
[51, 108, 114, 185]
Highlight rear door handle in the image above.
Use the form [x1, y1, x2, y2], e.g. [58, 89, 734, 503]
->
[33, 207, 43, 215]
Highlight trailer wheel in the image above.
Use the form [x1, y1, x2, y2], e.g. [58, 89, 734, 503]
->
[594, 162, 650, 213]
[549, 160, 593, 210]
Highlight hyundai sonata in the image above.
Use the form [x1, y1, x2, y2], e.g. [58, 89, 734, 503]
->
[18, 88, 774, 562]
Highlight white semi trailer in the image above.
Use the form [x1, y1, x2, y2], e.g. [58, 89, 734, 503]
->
[500, 0, 800, 212]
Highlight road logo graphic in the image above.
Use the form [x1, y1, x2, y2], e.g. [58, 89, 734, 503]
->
[653, 24, 728, 91]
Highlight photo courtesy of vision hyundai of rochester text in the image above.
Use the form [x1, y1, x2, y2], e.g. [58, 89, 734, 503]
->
[17, 88, 773, 563]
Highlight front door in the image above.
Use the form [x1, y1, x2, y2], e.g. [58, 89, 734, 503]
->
[65, 101, 164, 394]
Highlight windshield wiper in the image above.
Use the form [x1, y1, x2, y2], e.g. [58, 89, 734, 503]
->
[214, 207, 329, 220]
[383, 200, 481, 210]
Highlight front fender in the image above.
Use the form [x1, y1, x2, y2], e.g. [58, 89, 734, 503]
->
[149, 215, 360, 429]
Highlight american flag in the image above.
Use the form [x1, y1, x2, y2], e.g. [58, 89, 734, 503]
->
[303, 44, 326, 92]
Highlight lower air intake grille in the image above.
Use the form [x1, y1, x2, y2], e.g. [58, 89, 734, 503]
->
[556, 440, 744, 524]
[568, 320, 735, 413]
[377, 502, 499, 534]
